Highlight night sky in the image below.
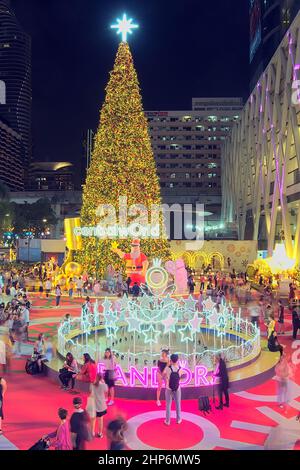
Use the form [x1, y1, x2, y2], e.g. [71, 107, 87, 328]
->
[12, 0, 249, 183]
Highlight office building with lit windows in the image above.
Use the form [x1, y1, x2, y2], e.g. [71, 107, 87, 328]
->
[250, 0, 300, 91]
[145, 98, 243, 232]
[0, 0, 32, 178]
[0, 118, 24, 190]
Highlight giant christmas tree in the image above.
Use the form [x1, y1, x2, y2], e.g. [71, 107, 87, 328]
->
[79, 38, 170, 276]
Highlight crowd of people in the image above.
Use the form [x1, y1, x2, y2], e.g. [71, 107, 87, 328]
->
[0, 262, 299, 449]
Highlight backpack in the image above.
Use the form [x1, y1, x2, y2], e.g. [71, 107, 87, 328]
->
[169, 365, 181, 392]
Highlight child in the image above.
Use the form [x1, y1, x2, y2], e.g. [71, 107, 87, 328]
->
[107, 418, 127, 450]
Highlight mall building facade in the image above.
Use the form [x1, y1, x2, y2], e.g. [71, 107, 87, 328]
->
[222, 10, 300, 263]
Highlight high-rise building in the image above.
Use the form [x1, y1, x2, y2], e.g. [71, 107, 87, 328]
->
[250, 0, 300, 91]
[0, 118, 24, 190]
[146, 98, 243, 233]
[0, 0, 32, 179]
[27, 162, 75, 191]
[222, 10, 300, 263]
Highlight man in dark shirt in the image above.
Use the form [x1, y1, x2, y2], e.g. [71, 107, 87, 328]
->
[292, 308, 300, 339]
[70, 397, 90, 450]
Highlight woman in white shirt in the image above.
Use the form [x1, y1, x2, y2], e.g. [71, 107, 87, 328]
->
[89, 373, 108, 438]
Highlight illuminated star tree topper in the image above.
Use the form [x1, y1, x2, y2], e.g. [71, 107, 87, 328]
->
[111, 13, 139, 43]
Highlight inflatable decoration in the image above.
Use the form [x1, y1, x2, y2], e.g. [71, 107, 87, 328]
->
[111, 239, 149, 286]
[165, 258, 188, 294]
[65, 262, 82, 277]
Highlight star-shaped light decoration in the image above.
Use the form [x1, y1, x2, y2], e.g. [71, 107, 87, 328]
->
[183, 295, 198, 312]
[111, 13, 139, 43]
[102, 298, 112, 313]
[179, 323, 195, 343]
[202, 297, 216, 312]
[106, 322, 119, 339]
[126, 316, 142, 333]
[161, 312, 178, 334]
[120, 295, 130, 311]
[189, 312, 203, 333]
[216, 313, 227, 337]
[207, 309, 219, 328]
[142, 324, 161, 344]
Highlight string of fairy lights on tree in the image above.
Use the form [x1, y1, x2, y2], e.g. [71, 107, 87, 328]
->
[78, 14, 170, 276]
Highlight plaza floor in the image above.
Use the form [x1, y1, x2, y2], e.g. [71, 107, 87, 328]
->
[1, 295, 300, 451]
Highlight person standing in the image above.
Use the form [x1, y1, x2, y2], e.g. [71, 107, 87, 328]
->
[0, 336, 6, 373]
[265, 313, 276, 339]
[55, 285, 62, 308]
[76, 277, 83, 298]
[275, 354, 291, 409]
[214, 354, 230, 410]
[126, 276, 132, 294]
[131, 282, 140, 299]
[0, 376, 7, 435]
[292, 307, 300, 340]
[188, 276, 195, 295]
[91, 373, 108, 438]
[289, 283, 296, 306]
[277, 300, 285, 335]
[103, 348, 116, 406]
[68, 278, 75, 299]
[200, 274, 205, 291]
[45, 279, 52, 298]
[20, 304, 30, 342]
[70, 397, 91, 450]
[164, 354, 183, 426]
[156, 349, 169, 407]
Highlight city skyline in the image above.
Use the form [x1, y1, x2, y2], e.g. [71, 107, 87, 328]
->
[11, 0, 249, 180]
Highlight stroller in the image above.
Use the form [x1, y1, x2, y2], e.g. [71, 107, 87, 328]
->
[28, 437, 50, 450]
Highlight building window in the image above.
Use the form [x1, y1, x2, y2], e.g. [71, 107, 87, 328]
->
[170, 173, 176, 179]
[185, 173, 190, 179]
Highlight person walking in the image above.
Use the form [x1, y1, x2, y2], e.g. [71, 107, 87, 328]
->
[55, 285, 62, 308]
[164, 353, 183, 426]
[0, 376, 7, 435]
[90, 373, 108, 438]
[214, 354, 230, 410]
